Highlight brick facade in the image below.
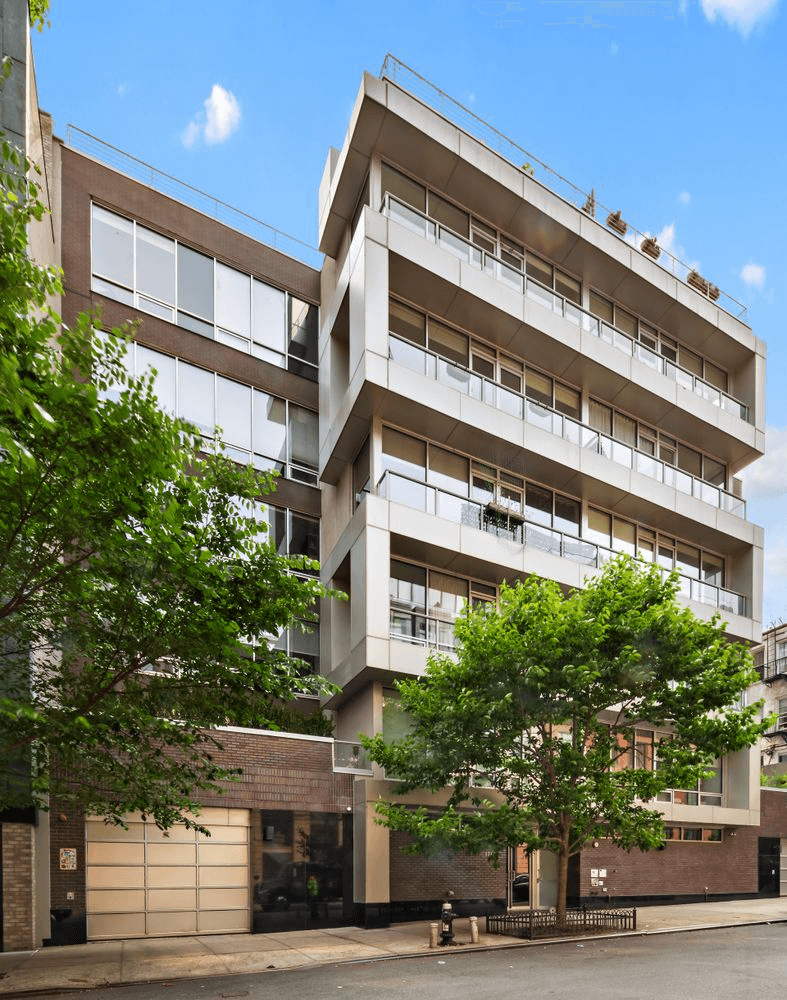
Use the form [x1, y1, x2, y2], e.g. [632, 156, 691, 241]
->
[48, 802, 86, 919]
[389, 832, 506, 903]
[1, 823, 35, 951]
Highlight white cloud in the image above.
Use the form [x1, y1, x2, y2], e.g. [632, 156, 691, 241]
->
[741, 261, 766, 289]
[741, 427, 787, 501]
[182, 84, 241, 149]
[699, 0, 780, 36]
[610, 42, 619, 55]
[204, 84, 241, 145]
[116, 83, 128, 98]
[679, 190, 691, 205]
[181, 120, 201, 150]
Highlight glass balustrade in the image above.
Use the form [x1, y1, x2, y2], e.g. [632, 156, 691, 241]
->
[382, 194, 750, 424]
[378, 469, 748, 619]
[388, 334, 745, 518]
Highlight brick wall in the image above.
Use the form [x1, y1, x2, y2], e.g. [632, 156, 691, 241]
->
[389, 832, 506, 902]
[193, 730, 354, 814]
[1, 823, 35, 951]
[49, 802, 86, 916]
[578, 833, 754, 900]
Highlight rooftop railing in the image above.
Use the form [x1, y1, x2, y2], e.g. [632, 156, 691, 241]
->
[378, 469, 748, 620]
[65, 125, 323, 270]
[379, 55, 747, 321]
[389, 334, 745, 518]
[383, 194, 750, 424]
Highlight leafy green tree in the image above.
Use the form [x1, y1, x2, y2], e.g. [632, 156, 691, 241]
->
[0, 82, 337, 831]
[363, 557, 765, 922]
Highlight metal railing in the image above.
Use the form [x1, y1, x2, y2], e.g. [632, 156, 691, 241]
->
[389, 334, 745, 517]
[333, 740, 373, 772]
[383, 194, 750, 424]
[379, 55, 746, 321]
[487, 907, 636, 939]
[66, 125, 322, 269]
[378, 470, 748, 619]
[759, 657, 787, 683]
[389, 609, 457, 651]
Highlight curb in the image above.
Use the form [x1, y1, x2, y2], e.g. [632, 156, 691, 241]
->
[2, 916, 786, 997]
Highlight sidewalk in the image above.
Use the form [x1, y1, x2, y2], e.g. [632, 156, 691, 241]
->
[1, 897, 786, 996]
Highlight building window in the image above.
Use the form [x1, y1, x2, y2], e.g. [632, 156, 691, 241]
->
[588, 397, 727, 489]
[589, 290, 728, 393]
[389, 559, 496, 650]
[91, 204, 318, 381]
[110, 338, 318, 484]
[665, 826, 722, 843]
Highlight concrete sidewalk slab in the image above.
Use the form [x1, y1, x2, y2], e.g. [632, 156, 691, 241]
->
[2, 898, 787, 996]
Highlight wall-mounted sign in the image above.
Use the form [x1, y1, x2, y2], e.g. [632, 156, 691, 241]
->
[59, 848, 77, 871]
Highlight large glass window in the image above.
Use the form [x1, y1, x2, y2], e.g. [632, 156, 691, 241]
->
[288, 405, 318, 483]
[253, 390, 287, 471]
[92, 205, 133, 299]
[382, 427, 426, 480]
[216, 261, 251, 339]
[92, 205, 316, 379]
[381, 163, 426, 212]
[137, 226, 175, 309]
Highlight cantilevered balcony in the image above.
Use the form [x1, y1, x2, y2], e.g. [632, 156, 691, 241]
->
[377, 470, 748, 619]
[383, 194, 751, 424]
[389, 334, 745, 518]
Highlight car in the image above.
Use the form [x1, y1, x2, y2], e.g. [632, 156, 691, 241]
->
[512, 873, 530, 904]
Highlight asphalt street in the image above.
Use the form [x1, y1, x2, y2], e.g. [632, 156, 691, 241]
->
[40, 924, 787, 1000]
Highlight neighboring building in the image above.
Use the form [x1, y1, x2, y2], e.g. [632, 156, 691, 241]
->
[1, 1, 782, 946]
[750, 623, 787, 777]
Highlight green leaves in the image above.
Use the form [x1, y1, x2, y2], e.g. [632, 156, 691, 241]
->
[363, 555, 765, 918]
[0, 128, 340, 830]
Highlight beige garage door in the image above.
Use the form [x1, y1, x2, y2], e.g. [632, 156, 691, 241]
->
[86, 808, 250, 940]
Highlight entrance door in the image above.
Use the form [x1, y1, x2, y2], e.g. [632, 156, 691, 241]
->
[758, 837, 780, 895]
[508, 845, 529, 908]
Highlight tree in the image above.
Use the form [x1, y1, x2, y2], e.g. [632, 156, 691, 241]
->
[0, 90, 337, 831]
[363, 557, 766, 922]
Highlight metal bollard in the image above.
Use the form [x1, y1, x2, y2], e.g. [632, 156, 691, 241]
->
[469, 915, 479, 944]
[429, 922, 439, 948]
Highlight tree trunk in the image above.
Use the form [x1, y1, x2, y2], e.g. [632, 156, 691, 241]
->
[555, 823, 571, 925]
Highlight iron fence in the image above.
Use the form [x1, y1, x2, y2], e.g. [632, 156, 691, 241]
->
[487, 906, 636, 939]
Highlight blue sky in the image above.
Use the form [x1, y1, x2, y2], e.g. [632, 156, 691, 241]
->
[32, 0, 787, 625]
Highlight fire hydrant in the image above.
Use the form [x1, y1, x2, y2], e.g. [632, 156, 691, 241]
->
[439, 901, 455, 946]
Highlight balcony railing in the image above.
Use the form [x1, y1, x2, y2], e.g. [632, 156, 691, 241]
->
[389, 608, 458, 651]
[382, 193, 750, 424]
[758, 657, 787, 683]
[378, 469, 749, 619]
[389, 334, 745, 518]
[379, 55, 747, 321]
[333, 740, 373, 772]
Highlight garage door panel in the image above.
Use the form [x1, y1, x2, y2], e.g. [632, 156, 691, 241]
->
[147, 867, 197, 888]
[89, 912, 146, 938]
[200, 843, 247, 865]
[198, 826, 248, 843]
[87, 842, 145, 866]
[147, 843, 196, 865]
[198, 887, 248, 909]
[199, 866, 248, 888]
[86, 812, 249, 940]
[86, 821, 145, 842]
[147, 911, 198, 935]
[87, 866, 145, 889]
[146, 824, 195, 843]
[87, 889, 145, 912]
[199, 910, 249, 932]
[147, 888, 197, 910]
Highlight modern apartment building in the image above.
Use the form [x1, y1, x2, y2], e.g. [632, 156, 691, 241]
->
[1, 0, 783, 947]
[316, 64, 768, 918]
